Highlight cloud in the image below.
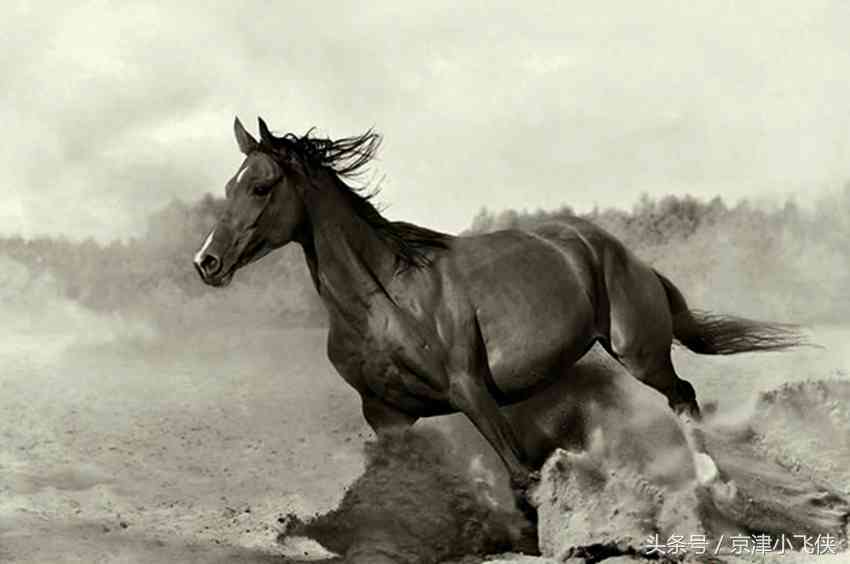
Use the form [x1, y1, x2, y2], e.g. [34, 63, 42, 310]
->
[2, 1, 850, 240]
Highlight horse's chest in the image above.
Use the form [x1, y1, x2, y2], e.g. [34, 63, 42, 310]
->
[329, 334, 450, 413]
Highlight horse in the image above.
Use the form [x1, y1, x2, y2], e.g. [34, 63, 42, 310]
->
[193, 116, 805, 505]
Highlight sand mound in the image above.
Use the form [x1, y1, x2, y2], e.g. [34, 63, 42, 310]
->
[532, 440, 708, 561]
[279, 428, 532, 563]
[531, 379, 850, 562]
[746, 379, 850, 493]
[278, 371, 850, 563]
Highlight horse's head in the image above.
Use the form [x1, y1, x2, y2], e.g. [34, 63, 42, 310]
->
[194, 117, 308, 287]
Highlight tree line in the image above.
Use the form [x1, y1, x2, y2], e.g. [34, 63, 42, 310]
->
[2, 186, 848, 334]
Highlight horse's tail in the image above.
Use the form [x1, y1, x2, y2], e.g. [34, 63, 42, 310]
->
[654, 270, 808, 355]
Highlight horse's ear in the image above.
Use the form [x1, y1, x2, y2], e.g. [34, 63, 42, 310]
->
[234, 116, 258, 154]
[257, 116, 274, 144]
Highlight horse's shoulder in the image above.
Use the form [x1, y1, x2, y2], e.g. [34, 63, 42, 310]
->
[326, 321, 362, 369]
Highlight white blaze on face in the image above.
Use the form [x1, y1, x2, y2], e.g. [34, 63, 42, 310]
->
[194, 229, 215, 266]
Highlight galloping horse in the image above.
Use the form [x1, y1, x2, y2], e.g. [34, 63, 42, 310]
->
[194, 117, 804, 499]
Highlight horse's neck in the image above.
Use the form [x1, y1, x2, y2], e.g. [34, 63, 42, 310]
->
[299, 186, 397, 320]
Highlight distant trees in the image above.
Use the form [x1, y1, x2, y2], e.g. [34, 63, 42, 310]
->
[465, 189, 850, 323]
[2, 185, 849, 331]
[0, 194, 324, 334]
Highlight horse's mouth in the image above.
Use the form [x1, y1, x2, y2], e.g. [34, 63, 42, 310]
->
[195, 262, 234, 287]
[207, 270, 234, 287]
[204, 240, 272, 287]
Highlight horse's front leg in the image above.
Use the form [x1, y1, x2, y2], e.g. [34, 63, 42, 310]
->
[448, 373, 538, 505]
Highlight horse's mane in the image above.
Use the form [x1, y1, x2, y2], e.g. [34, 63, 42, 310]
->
[259, 127, 453, 268]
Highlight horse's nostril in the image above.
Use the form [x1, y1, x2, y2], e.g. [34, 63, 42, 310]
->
[199, 254, 221, 276]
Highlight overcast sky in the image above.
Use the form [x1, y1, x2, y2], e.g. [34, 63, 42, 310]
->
[3, 1, 849, 241]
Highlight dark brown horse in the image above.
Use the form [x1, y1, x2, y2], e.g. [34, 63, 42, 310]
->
[194, 117, 804, 500]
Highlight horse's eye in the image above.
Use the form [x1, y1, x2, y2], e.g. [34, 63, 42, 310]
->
[253, 183, 273, 197]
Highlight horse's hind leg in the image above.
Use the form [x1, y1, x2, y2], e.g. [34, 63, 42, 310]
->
[603, 257, 701, 418]
[616, 349, 700, 419]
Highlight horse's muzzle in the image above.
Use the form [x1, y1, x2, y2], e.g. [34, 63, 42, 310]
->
[195, 253, 221, 278]
[194, 251, 233, 287]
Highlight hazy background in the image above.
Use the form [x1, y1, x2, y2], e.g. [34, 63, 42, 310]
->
[3, 4, 850, 562]
[3, 1, 850, 240]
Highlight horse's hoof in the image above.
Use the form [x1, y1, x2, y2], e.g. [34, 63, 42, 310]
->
[693, 452, 719, 485]
[515, 496, 539, 526]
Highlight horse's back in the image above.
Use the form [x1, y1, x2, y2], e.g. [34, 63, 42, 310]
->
[449, 225, 598, 320]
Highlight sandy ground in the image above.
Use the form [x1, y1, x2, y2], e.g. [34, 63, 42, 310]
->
[1, 319, 848, 563]
[0, 327, 366, 563]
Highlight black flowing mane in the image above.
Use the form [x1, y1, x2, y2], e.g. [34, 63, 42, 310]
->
[259, 128, 453, 268]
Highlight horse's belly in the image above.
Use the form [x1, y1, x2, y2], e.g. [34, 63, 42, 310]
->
[484, 323, 595, 400]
